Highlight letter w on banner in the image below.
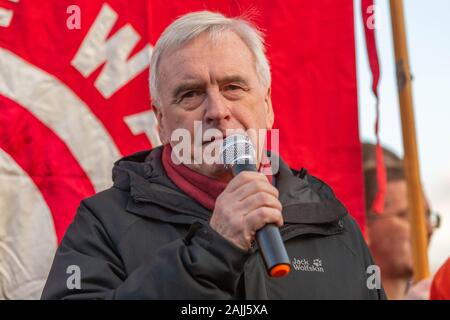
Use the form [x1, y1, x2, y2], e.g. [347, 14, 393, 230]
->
[0, 0, 364, 299]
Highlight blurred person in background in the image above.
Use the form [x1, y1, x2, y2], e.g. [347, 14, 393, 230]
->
[362, 143, 441, 299]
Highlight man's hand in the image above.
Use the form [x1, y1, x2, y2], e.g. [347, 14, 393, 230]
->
[210, 172, 283, 251]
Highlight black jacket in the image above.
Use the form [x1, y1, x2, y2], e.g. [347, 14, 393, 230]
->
[41, 146, 386, 299]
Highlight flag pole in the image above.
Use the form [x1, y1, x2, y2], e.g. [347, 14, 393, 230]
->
[389, 0, 430, 281]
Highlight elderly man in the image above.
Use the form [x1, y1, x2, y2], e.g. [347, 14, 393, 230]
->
[42, 11, 384, 299]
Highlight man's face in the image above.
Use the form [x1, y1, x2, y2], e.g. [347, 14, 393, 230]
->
[154, 31, 274, 179]
[367, 180, 433, 279]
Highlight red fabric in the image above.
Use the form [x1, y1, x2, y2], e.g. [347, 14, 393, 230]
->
[0, 0, 153, 242]
[430, 258, 450, 300]
[0, 0, 366, 244]
[0, 96, 95, 241]
[162, 144, 227, 210]
[361, 0, 387, 214]
[371, 142, 387, 214]
[162, 144, 272, 210]
[361, 0, 380, 96]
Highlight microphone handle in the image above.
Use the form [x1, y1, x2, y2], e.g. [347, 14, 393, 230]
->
[231, 163, 291, 277]
[256, 224, 291, 277]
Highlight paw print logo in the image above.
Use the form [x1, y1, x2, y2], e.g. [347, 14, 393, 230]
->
[313, 259, 322, 268]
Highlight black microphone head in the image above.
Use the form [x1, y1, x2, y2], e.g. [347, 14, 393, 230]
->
[220, 134, 257, 169]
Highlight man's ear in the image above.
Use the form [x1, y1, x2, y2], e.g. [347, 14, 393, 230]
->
[264, 87, 274, 129]
[152, 104, 168, 145]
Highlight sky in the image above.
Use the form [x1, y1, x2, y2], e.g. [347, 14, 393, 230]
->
[354, 0, 450, 273]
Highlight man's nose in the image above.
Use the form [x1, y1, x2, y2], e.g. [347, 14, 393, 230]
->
[204, 90, 231, 125]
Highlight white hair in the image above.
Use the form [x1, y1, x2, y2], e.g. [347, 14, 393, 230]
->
[149, 11, 271, 107]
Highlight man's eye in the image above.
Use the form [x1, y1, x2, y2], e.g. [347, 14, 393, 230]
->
[175, 90, 202, 104]
[224, 84, 242, 91]
[182, 91, 199, 99]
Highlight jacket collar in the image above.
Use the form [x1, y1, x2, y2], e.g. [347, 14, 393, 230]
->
[113, 147, 212, 223]
[274, 155, 348, 224]
[112, 147, 347, 226]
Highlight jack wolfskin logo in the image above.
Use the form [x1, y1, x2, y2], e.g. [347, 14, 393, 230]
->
[292, 257, 325, 273]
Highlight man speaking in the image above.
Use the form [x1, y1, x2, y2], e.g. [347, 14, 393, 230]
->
[42, 11, 385, 299]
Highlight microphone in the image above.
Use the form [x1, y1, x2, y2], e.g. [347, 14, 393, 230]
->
[220, 134, 291, 277]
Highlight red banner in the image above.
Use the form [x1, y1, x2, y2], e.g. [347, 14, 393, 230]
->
[0, 0, 364, 298]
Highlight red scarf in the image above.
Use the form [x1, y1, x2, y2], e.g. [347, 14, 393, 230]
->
[161, 144, 272, 210]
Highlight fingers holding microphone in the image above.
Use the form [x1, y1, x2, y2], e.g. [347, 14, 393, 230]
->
[210, 133, 291, 277]
[210, 171, 283, 251]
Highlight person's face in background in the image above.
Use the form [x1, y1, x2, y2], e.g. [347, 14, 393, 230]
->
[367, 179, 434, 279]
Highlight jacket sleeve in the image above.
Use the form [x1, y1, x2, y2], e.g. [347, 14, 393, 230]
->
[41, 201, 249, 300]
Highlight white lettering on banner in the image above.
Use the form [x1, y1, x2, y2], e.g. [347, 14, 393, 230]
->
[71, 3, 152, 98]
[0, 8, 13, 27]
[124, 110, 162, 147]
[0, 0, 20, 28]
